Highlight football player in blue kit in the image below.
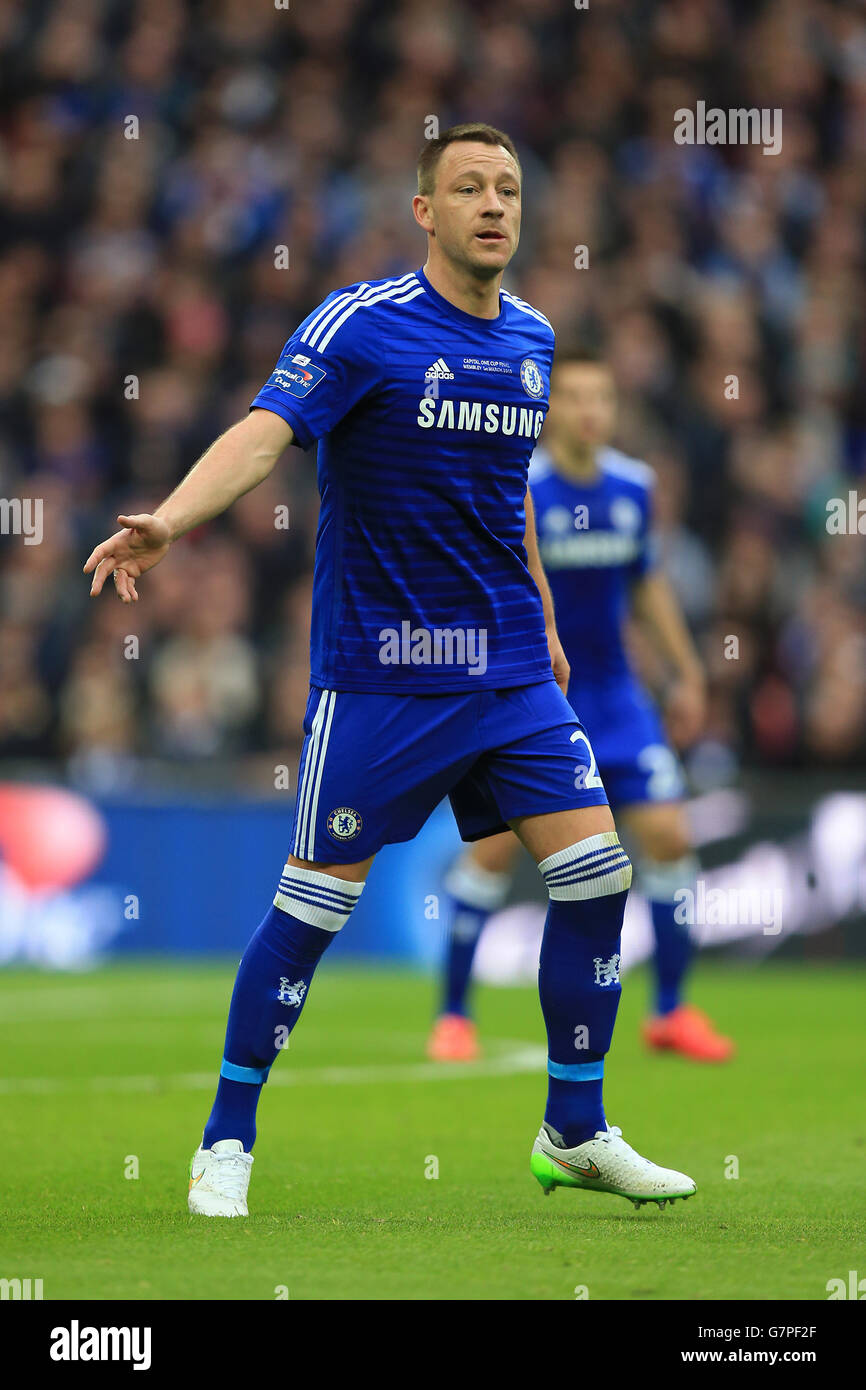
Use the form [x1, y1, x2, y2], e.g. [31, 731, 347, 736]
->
[429, 348, 734, 1066]
[85, 124, 697, 1216]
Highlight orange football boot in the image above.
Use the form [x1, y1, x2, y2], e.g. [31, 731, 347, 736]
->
[426, 1013, 481, 1062]
[642, 1004, 735, 1062]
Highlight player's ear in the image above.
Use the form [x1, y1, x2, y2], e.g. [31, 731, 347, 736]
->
[412, 194, 434, 233]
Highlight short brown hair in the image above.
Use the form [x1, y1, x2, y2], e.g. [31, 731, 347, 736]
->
[417, 123, 522, 197]
[553, 344, 608, 371]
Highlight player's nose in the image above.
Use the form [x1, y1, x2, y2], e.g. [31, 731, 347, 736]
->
[477, 187, 507, 216]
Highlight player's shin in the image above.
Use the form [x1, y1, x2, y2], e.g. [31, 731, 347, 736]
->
[201, 866, 364, 1151]
[441, 854, 511, 1016]
[640, 855, 698, 1015]
[537, 833, 632, 1148]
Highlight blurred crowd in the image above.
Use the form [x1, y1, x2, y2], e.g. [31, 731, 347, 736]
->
[1, 0, 865, 791]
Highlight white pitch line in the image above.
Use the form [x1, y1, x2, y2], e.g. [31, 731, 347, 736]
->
[0, 1045, 547, 1096]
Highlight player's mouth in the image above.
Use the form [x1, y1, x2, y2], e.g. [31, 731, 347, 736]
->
[475, 229, 507, 243]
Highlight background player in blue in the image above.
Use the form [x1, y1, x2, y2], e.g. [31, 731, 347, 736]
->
[84, 124, 696, 1216]
[429, 349, 735, 1065]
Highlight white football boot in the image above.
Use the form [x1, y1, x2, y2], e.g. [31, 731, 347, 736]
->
[531, 1122, 696, 1209]
[188, 1139, 254, 1217]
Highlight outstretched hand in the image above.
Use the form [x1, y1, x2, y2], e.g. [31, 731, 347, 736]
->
[83, 514, 172, 603]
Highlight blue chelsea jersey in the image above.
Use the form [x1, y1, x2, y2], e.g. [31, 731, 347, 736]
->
[251, 267, 556, 692]
[529, 446, 657, 682]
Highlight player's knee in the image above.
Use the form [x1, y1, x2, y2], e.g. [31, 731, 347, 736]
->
[638, 852, 699, 904]
[538, 831, 632, 902]
[445, 850, 511, 913]
[273, 861, 366, 933]
[644, 823, 692, 864]
[630, 806, 691, 863]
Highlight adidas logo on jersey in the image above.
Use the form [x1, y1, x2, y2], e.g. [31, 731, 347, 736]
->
[425, 358, 455, 380]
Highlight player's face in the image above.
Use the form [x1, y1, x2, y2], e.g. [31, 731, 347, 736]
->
[422, 142, 521, 277]
[548, 363, 616, 449]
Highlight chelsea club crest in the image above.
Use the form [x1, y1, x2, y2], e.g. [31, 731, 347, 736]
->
[520, 358, 545, 398]
[327, 806, 363, 841]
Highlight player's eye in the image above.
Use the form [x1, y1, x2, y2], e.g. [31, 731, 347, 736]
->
[500, 187, 518, 198]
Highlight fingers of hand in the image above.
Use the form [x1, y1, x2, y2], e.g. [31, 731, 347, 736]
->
[85, 531, 128, 579]
[113, 569, 138, 603]
[89, 557, 115, 595]
[83, 545, 105, 575]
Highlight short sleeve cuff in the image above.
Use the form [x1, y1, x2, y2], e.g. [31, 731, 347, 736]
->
[249, 394, 315, 451]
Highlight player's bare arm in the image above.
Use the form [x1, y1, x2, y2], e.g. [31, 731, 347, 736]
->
[630, 569, 706, 745]
[523, 485, 569, 693]
[83, 408, 294, 604]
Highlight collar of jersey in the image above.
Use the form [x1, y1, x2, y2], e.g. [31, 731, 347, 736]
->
[414, 266, 504, 330]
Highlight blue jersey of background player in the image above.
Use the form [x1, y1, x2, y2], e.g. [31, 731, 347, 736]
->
[86, 126, 698, 1216]
[533, 441, 668, 811]
[430, 348, 735, 1065]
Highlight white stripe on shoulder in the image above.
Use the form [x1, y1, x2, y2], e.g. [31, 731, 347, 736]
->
[317, 282, 425, 353]
[501, 291, 554, 334]
[600, 448, 655, 490]
[302, 274, 417, 349]
[301, 285, 371, 347]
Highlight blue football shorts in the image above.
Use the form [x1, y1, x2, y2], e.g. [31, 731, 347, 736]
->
[566, 673, 685, 810]
[290, 678, 609, 863]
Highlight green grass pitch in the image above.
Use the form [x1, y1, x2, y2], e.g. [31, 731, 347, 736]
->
[1, 959, 863, 1301]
